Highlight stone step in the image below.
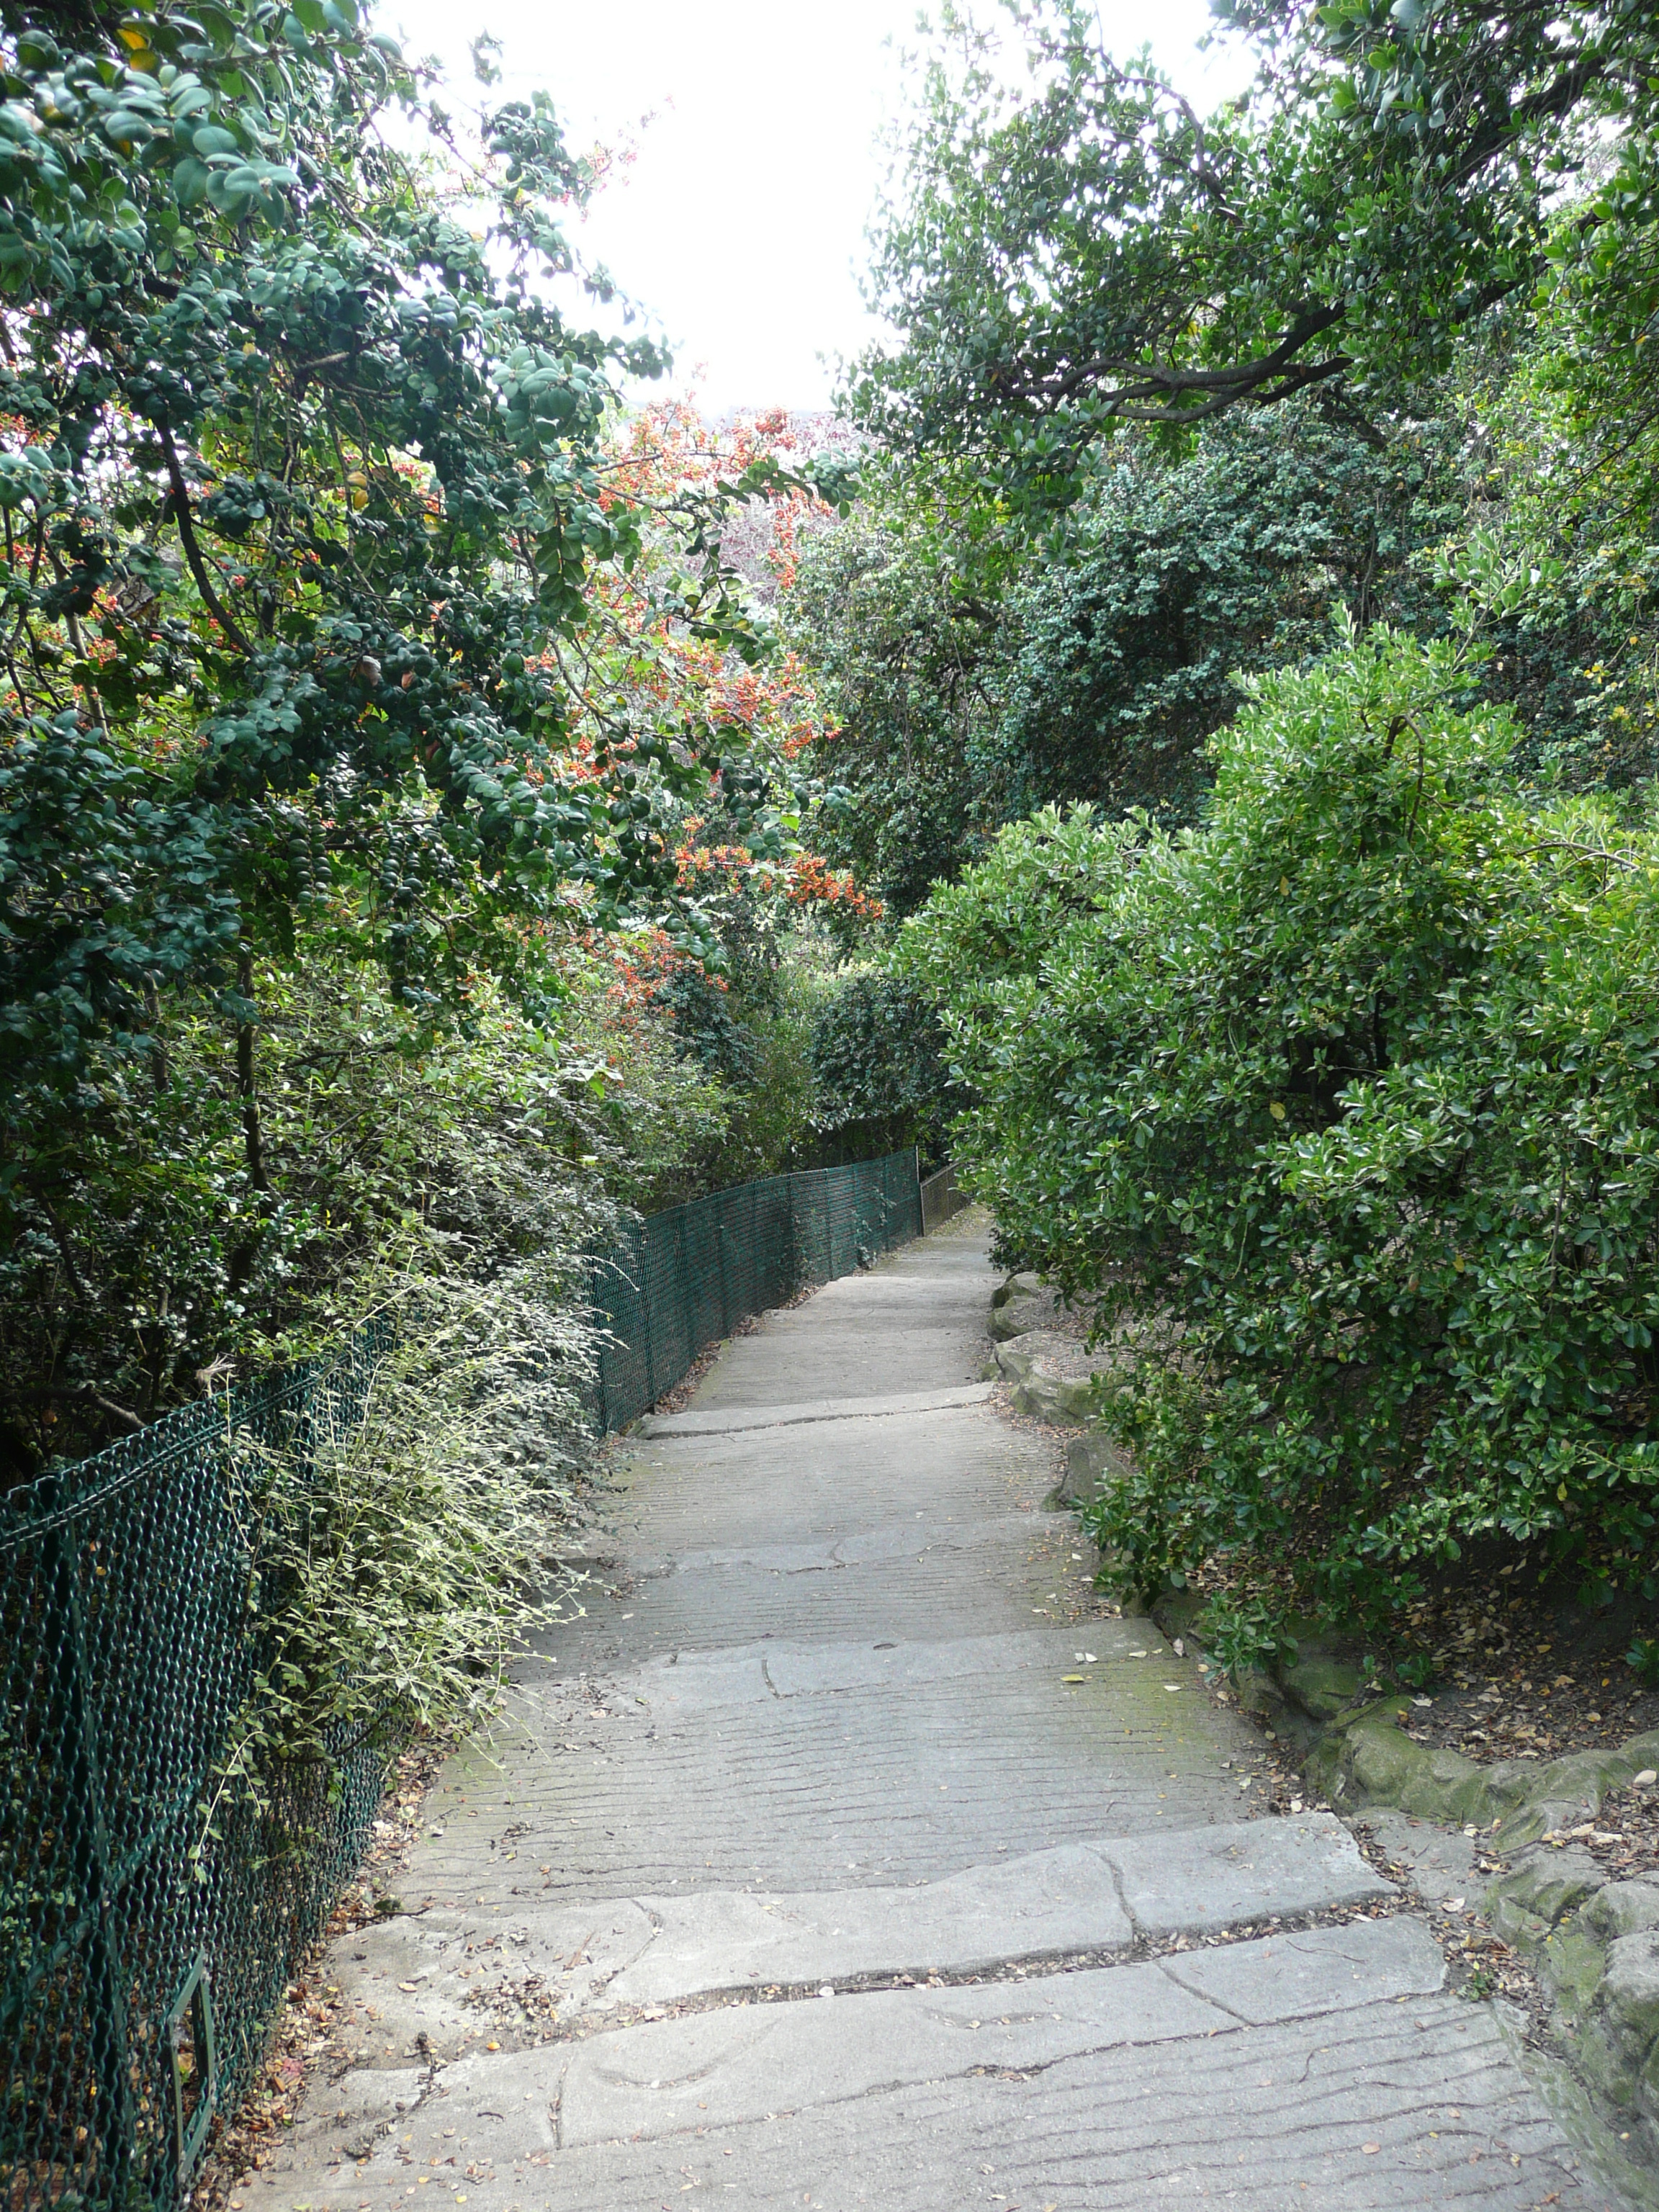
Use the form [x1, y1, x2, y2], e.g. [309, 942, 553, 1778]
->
[605, 1402, 1056, 1557]
[307, 1915, 1449, 2182]
[623, 1513, 1074, 1583]
[258, 1921, 1618, 2211]
[405, 1621, 1265, 1908]
[590, 1809, 1392, 2008]
[608, 1624, 1169, 1717]
[552, 1915, 1444, 2149]
[325, 1813, 1393, 2063]
[639, 1382, 995, 1436]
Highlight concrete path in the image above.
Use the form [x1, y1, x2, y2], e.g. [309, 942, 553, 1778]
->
[248, 1218, 1631, 2210]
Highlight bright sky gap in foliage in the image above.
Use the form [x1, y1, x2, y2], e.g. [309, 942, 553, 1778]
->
[383, 0, 1256, 416]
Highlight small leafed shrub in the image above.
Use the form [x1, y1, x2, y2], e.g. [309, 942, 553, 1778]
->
[206, 1262, 593, 1835]
[902, 624, 1659, 1656]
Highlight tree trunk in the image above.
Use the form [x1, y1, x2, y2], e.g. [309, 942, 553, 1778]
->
[236, 950, 269, 1196]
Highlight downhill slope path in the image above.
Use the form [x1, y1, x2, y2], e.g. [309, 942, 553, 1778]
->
[246, 1218, 1632, 2210]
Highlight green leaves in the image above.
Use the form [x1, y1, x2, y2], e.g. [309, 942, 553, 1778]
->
[901, 626, 1659, 1640]
[857, 0, 1659, 509]
[210, 1258, 598, 1797]
[0, 445, 57, 510]
[783, 400, 1464, 908]
[808, 974, 961, 1161]
[0, 0, 811, 1465]
[0, 0, 785, 1092]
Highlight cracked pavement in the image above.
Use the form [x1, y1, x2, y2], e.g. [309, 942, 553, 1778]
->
[242, 1218, 1635, 2209]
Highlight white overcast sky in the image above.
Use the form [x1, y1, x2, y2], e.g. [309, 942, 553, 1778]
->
[380, 1, 1253, 416]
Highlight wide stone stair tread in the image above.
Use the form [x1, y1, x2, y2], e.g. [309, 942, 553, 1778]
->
[283, 1920, 1604, 2209]
[639, 1382, 995, 1435]
[320, 1812, 1394, 2049]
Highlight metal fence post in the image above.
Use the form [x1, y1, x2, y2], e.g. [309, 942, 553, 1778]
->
[42, 1502, 140, 2207]
[638, 1223, 657, 1406]
[716, 1191, 732, 1336]
[590, 1259, 609, 1434]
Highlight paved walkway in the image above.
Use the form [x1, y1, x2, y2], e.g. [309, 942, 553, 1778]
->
[250, 1219, 1629, 2210]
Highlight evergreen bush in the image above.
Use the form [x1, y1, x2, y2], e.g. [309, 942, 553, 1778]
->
[903, 624, 1659, 1656]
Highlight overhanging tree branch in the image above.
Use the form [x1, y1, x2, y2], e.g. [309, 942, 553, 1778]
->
[159, 426, 253, 655]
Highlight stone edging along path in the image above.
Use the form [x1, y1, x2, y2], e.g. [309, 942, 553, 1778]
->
[986, 1267, 1659, 2175]
[1278, 1675, 1659, 2157]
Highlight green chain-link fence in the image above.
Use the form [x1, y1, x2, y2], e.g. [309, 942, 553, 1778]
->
[1, 1322, 396, 2212]
[590, 1149, 924, 1430]
[1, 1149, 926, 2209]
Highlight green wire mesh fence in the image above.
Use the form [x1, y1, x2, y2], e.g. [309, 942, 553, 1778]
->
[918, 1162, 971, 1234]
[1, 1149, 927, 2208]
[0, 1322, 397, 2212]
[590, 1149, 924, 1431]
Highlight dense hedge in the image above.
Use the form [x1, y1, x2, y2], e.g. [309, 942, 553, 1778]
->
[901, 626, 1659, 1660]
[808, 973, 961, 1169]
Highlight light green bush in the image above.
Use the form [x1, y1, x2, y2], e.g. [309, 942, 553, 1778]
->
[902, 623, 1659, 1658]
[199, 1261, 593, 1848]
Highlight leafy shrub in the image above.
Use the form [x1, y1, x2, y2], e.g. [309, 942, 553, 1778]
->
[902, 623, 1659, 1654]
[809, 973, 963, 1169]
[207, 1262, 593, 1830]
[0, 929, 739, 1473]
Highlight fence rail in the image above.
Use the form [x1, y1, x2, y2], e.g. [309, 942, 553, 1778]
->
[0, 1148, 929, 2209]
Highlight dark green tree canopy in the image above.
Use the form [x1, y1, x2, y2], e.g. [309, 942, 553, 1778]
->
[786, 400, 1465, 909]
[853, 0, 1658, 500]
[990, 398, 1462, 819]
[808, 971, 962, 1169]
[786, 507, 993, 920]
[0, 0, 827, 1112]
